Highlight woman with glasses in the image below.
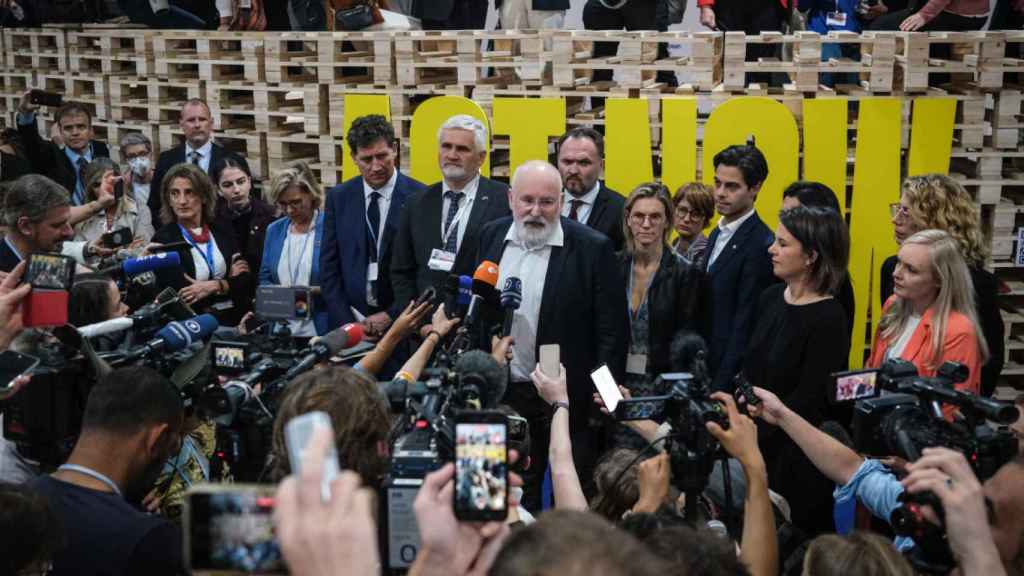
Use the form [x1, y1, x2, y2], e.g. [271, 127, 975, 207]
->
[615, 183, 698, 446]
[881, 174, 1003, 397]
[744, 205, 851, 536]
[258, 161, 327, 337]
[74, 158, 154, 258]
[670, 182, 714, 265]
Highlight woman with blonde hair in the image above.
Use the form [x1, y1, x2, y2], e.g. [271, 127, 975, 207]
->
[883, 173, 1003, 396]
[74, 157, 154, 256]
[258, 160, 327, 336]
[803, 532, 915, 576]
[869, 229, 989, 415]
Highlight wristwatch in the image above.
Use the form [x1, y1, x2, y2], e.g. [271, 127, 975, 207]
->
[551, 401, 569, 415]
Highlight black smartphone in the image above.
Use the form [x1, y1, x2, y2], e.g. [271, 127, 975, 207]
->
[29, 90, 63, 108]
[113, 178, 125, 201]
[0, 350, 40, 399]
[415, 286, 437, 307]
[212, 340, 250, 375]
[829, 369, 881, 404]
[454, 411, 509, 522]
[101, 227, 134, 248]
[244, 314, 267, 334]
[614, 395, 673, 421]
[184, 484, 285, 575]
[733, 373, 760, 407]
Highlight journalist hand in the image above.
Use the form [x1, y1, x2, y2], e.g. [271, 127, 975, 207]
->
[633, 452, 671, 514]
[387, 299, 432, 341]
[430, 303, 460, 337]
[746, 386, 788, 426]
[0, 261, 32, 351]
[531, 363, 567, 405]
[274, 427, 380, 576]
[706, 393, 764, 470]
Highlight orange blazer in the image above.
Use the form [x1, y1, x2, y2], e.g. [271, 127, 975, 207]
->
[868, 297, 982, 420]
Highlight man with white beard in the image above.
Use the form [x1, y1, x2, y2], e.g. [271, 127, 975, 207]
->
[390, 114, 510, 314]
[475, 160, 628, 511]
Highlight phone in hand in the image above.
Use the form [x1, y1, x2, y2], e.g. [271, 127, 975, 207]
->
[0, 350, 39, 400]
[23, 253, 75, 328]
[590, 364, 622, 412]
[539, 344, 559, 378]
[285, 411, 339, 502]
[101, 227, 134, 248]
[614, 395, 672, 421]
[29, 90, 63, 108]
[454, 410, 508, 522]
[184, 484, 285, 575]
[829, 369, 881, 404]
[415, 286, 437, 308]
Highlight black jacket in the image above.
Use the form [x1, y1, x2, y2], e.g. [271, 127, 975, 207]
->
[151, 221, 254, 326]
[617, 248, 698, 376]
[0, 238, 22, 273]
[584, 182, 626, 252]
[17, 118, 109, 200]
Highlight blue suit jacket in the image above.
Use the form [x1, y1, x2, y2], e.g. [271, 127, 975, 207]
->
[258, 212, 329, 335]
[699, 211, 776, 391]
[320, 172, 426, 328]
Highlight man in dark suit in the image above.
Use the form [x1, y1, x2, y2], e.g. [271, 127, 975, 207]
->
[556, 127, 625, 252]
[390, 114, 511, 318]
[475, 160, 627, 511]
[149, 99, 235, 223]
[321, 115, 427, 337]
[700, 145, 776, 391]
[16, 92, 110, 206]
[0, 174, 76, 273]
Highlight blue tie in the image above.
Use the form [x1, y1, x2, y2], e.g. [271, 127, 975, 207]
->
[75, 156, 88, 206]
[442, 190, 464, 254]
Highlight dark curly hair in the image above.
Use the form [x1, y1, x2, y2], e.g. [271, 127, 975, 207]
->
[0, 482, 62, 575]
[346, 114, 396, 156]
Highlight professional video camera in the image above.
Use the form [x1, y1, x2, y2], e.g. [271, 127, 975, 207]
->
[849, 358, 1020, 574]
[613, 351, 729, 522]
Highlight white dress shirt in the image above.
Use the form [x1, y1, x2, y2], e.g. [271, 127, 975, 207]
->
[441, 173, 481, 253]
[185, 140, 214, 174]
[364, 169, 398, 306]
[561, 180, 601, 225]
[498, 220, 565, 383]
[707, 208, 757, 267]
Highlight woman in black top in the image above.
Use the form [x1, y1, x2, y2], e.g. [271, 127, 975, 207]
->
[150, 163, 253, 326]
[745, 205, 851, 537]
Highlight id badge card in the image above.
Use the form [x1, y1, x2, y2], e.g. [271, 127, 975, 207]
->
[428, 249, 456, 272]
[826, 11, 848, 26]
[368, 261, 379, 282]
[626, 353, 647, 375]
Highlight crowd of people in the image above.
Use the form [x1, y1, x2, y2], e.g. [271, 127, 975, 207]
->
[0, 87, 1021, 576]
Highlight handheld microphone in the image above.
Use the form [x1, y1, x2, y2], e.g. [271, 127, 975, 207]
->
[455, 275, 473, 318]
[281, 323, 364, 382]
[472, 260, 499, 301]
[443, 275, 460, 318]
[122, 313, 219, 361]
[499, 277, 521, 338]
[77, 316, 135, 339]
[99, 252, 181, 278]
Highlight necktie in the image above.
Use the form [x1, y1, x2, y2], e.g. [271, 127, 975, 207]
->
[569, 199, 584, 222]
[188, 150, 201, 166]
[442, 190, 464, 254]
[75, 157, 88, 206]
[367, 191, 381, 262]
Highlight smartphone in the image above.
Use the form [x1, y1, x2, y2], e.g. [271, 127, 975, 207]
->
[454, 411, 508, 522]
[29, 90, 63, 108]
[212, 340, 250, 374]
[830, 369, 881, 404]
[101, 226, 134, 248]
[539, 344, 559, 378]
[24, 253, 75, 328]
[615, 395, 672, 421]
[183, 484, 284, 575]
[0, 350, 39, 399]
[590, 364, 623, 412]
[733, 373, 760, 407]
[284, 411, 339, 502]
[243, 314, 267, 334]
[415, 286, 437, 307]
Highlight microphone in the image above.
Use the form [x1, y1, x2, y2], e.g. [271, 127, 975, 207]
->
[442, 275, 460, 318]
[281, 323, 364, 382]
[77, 317, 135, 339]
[454, 350, 507, 409]
[99, 252, 181, 278]
[122, 314, 219, 361]
[499, 277, 521, 338]
[455, 275, 473, 318]
[472, 260, 499, 302]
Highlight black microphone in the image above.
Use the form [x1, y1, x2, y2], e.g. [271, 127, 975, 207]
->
[454, 350, 507, 409]
[443, 274, 460, 318]
[280, 323, 364, 382]
[499, 277, 521, 338]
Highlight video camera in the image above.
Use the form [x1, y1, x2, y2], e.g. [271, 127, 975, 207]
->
[849, 358, 1019, 574]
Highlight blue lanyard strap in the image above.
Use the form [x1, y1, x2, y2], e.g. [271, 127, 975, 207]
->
[178, 224, 216, 278]
[58, 464, 122, 496]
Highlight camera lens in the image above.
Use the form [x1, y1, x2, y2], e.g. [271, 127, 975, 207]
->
[891, 503, 927, 537]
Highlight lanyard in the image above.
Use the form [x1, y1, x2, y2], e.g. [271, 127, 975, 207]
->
[627, 256, 658, 322]
[286, 212, 316, 286]
[440, 193, 471, 248]
[178, 224, 216, 279]
[58, 464, 122, 497]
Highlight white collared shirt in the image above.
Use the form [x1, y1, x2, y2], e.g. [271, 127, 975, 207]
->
[707, 208, 757, 267]
[364, 169, 398, 306]
[499, 220, 565, 383]
[561, 180, 601, 225]
[185, 140, 214, 174]
[441, 173, 481, 253]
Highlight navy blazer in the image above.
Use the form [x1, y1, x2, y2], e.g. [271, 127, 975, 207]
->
[699, 211, 776, 391]
[476, 217, 628, 434]
[320, 172, 426, 328]
[586, 182, 626, 252]
[259, 213, 328, 335]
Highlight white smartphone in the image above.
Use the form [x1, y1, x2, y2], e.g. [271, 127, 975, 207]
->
[284, 411, 339, 502]
[539, 344, 560, 378]
[590, 364, 623, 412]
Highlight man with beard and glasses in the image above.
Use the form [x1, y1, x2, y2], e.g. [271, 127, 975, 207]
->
[555, 127, 625, 252]
[29, 366, 186, 576]
[475, 161, 627, 511]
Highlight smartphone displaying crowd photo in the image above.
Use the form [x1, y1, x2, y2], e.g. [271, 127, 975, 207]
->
[454, 411, 508, 522]
[23, 253, 75, 327]
[184, 484, 284, 575]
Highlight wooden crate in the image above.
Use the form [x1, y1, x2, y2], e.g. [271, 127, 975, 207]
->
[263, 33, 321, 85]
[155, 33, 265, 82]
[111, 78, 204, 125]
[451, 30, 547, 85]
[3, 28, 66, 72]
[394, 31, 460, 86]
[317, 31, 393, 85]
[68, 28, 154, 77]
[208, 82, 323, 137]
[991, 90, 1022, 150]
[66, 74, 110, 120]
[895, 31, 985, 92]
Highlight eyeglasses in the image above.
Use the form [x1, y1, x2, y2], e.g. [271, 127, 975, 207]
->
[674, 206, 705, 222]
[889, 203, 910, 220]
[629, 212, 665, 225]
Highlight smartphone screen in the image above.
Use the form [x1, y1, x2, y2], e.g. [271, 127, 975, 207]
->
[539, 344, 559, 378]
[590, 364, 622, 412]
[615, 396, 671, 421]
[0, 350, 39, 393]
[212, 341, 249, 374]
[454, 412, 508, 522]
[831, 369, 880, 403]
[186, 487, 284, 574]
[26, 253, 75, 290]
[284, 411, 339, 502]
